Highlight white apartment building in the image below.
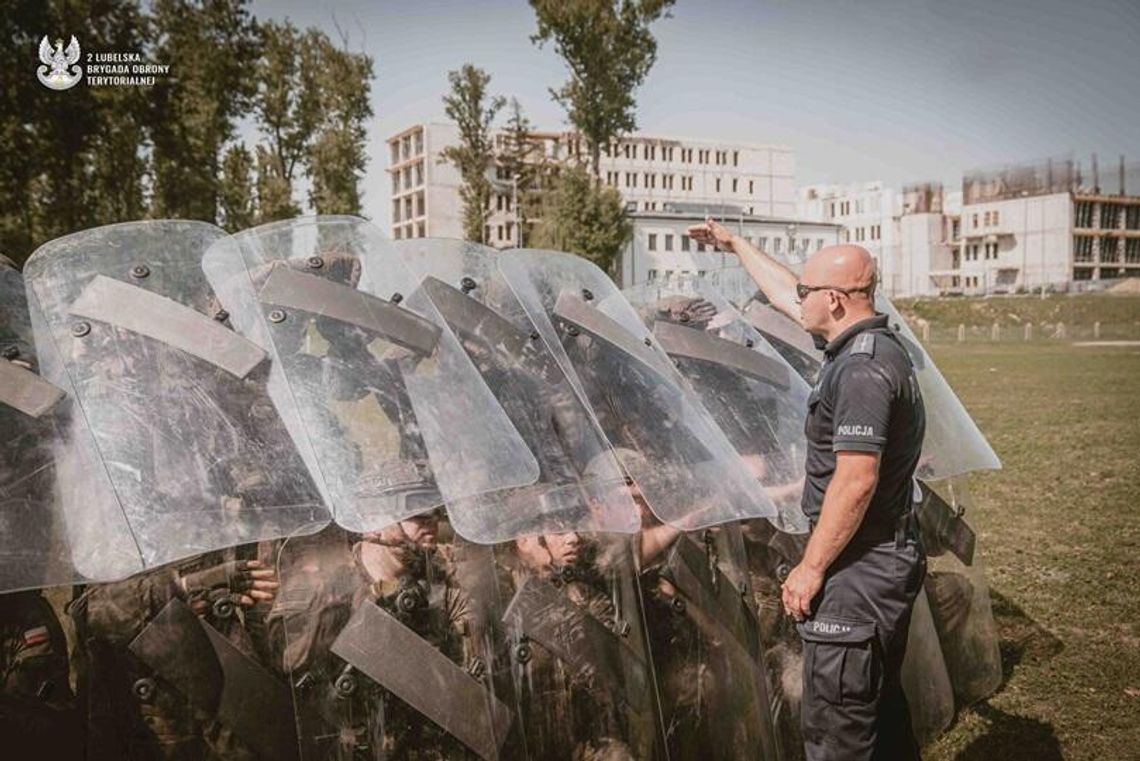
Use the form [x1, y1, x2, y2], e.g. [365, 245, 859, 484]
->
[796, 182, 904, 294]
[620, 204, 841, 289]
[387, 123, 797, 248]
[935, 159, 1140, 294]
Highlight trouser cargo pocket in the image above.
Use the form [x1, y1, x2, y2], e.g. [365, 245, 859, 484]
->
[798, 617, 878, 705]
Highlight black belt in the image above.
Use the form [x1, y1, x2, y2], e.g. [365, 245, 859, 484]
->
[808, 509, 918, 548]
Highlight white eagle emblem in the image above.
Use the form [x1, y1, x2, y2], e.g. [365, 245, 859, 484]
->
[37, 35, 83, 91]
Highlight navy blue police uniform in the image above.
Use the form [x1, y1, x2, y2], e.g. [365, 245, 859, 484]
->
[798, 313, 927, 761]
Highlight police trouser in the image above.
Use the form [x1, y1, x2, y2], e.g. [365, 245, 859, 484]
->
[798, 518, 926, 761]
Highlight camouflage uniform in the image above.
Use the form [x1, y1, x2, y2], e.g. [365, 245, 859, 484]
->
[1, 590, 80, 759]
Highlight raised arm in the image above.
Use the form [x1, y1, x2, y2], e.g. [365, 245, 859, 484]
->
[686, 217, 801, 321]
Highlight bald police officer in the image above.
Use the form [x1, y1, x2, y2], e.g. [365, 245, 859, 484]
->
[688, 219, 926, 761]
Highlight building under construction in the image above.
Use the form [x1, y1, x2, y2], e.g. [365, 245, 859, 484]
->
[930, 155, 1140, 294]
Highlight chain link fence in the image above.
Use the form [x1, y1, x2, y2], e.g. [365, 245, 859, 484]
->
[916, 321, 1140, 344]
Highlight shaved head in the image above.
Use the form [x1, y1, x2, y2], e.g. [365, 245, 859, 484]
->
[802, 245, 877, 295]
[796, 244, 879, 338]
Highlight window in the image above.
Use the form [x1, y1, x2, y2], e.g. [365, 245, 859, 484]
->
[715, 178, 721, 193]
[732, 151, 739, 167]
[992, 210, 1000, 226]
[415, 164, 424, 186]
[758, 237, 768, 251]
[817, 238, 825, 251]
[681, 235, 691, 252]
[697, 242, 706, 253]
[1075, 201, 1095, 228]
[732, 178, 738, 193]
[415, 192, 424, 217]
[496, 195, 504, 211]
[983, 211, 991, 226]
[1101, 238, 1121, 263]
[665, 234, 674, 252]
[1126, 206, 1140, 230]
[829, 202, 835, 218]
[648, 268, 658, 282]
[749, 180, 755, 195]
[648, 233, 657, 251]
[972, 214, 979, 229]
[416, 222, 425, 238]
[1074, 236, 1094, 263]
[393, 227, 402, 240]
[1125, 238, 1140, 263]
[773, 239, 782, 254]
[390, 143, 400, 165]
[392, 174, 400, 194]
[393, 200, 401, 223]
[497, 225, 504, 241]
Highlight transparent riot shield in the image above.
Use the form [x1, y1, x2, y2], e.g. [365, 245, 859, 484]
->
[23, 221, 328, 580]
[625, 282, 812, 535]
[638, 508, 779, 761]
[203, 217, 538, 535]
[741, 519, 809, 759]
[392, 237, 640, 542]
[271, 516, 518, 761]
[914, 477, 1003, 706]
[498, 249, 777, 530]
[1, 261, 141, 590]
[72, 540, 301, 761]
[738, 292, 823, 384]
[490, 523, 667, 760]
[875, 297, 1001, 480]
[900, 587, 956, 745]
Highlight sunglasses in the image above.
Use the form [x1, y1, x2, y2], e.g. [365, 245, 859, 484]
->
[795, 282, 871, 301]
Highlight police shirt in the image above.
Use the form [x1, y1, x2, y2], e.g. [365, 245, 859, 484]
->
[801, 314, 925, 534]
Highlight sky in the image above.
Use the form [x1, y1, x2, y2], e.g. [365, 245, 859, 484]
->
[249, 0, 1140, 228]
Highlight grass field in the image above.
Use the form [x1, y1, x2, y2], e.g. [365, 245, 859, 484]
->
[920, 341, 1140, 761]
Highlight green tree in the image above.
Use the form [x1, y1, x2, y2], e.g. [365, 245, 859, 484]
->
[254, 143, 299, 223]
[498, 98, 545, 245]
[219, 143, 255, 231]
[530, 0, 674, 179]
[531, 164, 631, 275]
[148, 0, 259, 220]
[440, 65, 504, 243]
[303, 32, 374, 215]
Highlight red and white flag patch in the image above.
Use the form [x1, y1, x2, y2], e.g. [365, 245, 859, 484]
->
[22, 626, 50, 647]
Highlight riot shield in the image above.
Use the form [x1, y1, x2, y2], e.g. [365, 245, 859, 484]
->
[392, 237, 640, 542]
[1, 261, 141, 590]
[271, 516, 517, 761]
[491, 524, 667, 760]
[203, 217, 538, 535]
[900, 587, 956, 745]
[914, 478, 1003, 706]
[875, 297, 1001, 480]
[625, 282, 812, 535]
[639, 511, 779, 761]
[739, 292, 823, 383]
[498, 249, 777, 530]
[25, 221, 328, 580]
[72, 541, 301, 761]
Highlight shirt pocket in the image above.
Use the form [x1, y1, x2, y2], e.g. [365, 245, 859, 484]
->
[798, 617, 878, 705]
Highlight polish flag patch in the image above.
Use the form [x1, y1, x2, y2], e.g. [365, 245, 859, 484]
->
[22, 626, 50, 647]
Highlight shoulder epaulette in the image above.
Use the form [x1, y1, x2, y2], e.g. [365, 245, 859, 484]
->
[850, 332, 876, 357]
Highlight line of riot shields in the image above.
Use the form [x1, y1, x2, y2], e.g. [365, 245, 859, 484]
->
[0, 217, 1001, 760]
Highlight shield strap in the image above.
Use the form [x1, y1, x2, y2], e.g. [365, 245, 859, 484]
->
[914, 480, 976, 565]
[0, 360, 64, 418]
[129, 598, 299, 761]
[503, 576, 649, 710]
[653, 320, 790, 390]
[661, 535, 761, 660]
[744, 302, 820, 357]
[552, 291, 677, 380]
[331, 600, 513, 761]
[259, 267, 441, 357]
[69, 275, 267, 378]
